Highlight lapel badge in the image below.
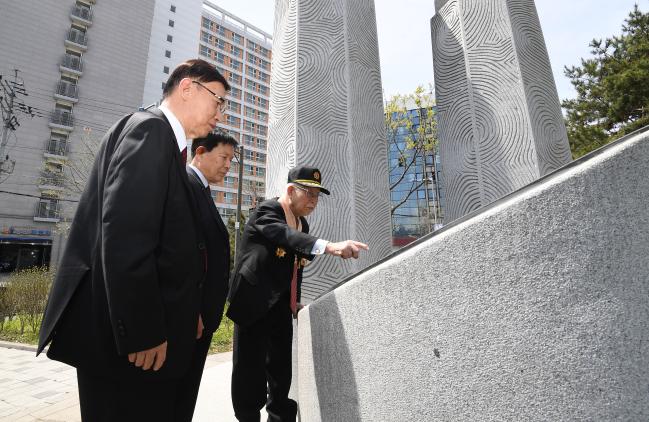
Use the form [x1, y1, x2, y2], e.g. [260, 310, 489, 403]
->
[276, 247, 286, 258]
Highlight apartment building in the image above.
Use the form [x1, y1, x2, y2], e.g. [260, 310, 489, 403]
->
[196, 2, 272, 223]
[0, 0, 270, 275]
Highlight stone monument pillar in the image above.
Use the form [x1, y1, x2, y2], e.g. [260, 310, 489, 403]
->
[431, 0, 572, 222]
[267, 0, 392, 301]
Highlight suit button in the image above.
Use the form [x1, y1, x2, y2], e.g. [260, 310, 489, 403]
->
[198, 242, 205, 250]
[198, 282, 204, 289]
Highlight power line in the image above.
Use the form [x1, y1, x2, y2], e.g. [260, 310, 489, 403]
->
[13, 103, 113, 133]
[25, 89, 135, 117]
[1, 69, 36, 178]
[7, 68, 143, 110]
[0, 189, 79, 203]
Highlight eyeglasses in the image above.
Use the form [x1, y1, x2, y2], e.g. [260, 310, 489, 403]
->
[192, 80, 227, 113]
[294, 184, 322, 200]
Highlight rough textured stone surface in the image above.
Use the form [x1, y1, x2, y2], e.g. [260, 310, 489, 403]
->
[430, 0, 572, 222]
[268, 0, 392, 301]
[297, 128, 649, 421]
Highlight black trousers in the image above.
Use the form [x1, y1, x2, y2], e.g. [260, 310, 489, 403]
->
[231, 294, 296, 422]
[77, 333, 212, 422]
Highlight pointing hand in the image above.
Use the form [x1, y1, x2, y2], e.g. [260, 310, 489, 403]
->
[325, 240, 369, 259]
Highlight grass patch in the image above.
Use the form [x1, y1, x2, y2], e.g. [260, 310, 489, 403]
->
[0, 316, 40, 345]
[209, 316, 234, 354]
[1, 314, 234, 354]
[0, 267, 235, 354]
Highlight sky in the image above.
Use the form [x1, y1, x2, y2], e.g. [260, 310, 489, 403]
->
[211, 0, 644, 103]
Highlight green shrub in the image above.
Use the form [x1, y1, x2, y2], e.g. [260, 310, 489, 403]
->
[2, 268, 53, 334]
[0, 286, 11, 332]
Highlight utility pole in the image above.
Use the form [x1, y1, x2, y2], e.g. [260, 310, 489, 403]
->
[233, 144, 245, 266]
[0, 69, 34, 177]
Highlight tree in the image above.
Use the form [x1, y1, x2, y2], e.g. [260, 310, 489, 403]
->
[385, 86, 441, 236]
[562, 4, 649, 158]
[63, 126, 100, 196]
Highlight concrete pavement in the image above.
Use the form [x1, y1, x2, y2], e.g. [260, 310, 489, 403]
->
[0, 341, 267, 421]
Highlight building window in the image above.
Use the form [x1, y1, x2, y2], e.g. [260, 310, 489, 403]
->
[170, 5, 176, 12]
[165, 50, 171, 58]
[230, 87, 242, 98]
[168, 19, 174, 27]
[163, 66, 169, 74]
[223, 176, 236, 188]
[167, 34, 173, 42]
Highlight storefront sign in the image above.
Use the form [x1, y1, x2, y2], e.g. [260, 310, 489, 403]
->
[0, 226, 52, 237]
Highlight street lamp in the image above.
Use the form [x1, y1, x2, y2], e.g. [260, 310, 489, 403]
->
[233, 144, 244, 266]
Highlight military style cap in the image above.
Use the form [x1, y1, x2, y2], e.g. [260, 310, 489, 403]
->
[287, 165, 331, 195]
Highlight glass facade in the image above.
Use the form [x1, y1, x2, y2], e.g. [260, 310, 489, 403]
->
[388, 108, 445, 248]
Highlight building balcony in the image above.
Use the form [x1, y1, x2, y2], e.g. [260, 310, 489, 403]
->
[70, 5, 93, 26]
[246, 45, 272, 60]
[65, 29, 88, 51]
[38, 171, 66, 192]
[44, 138, 69, 160]
[60, 54, 83, 75]
[49, 110, 74, 131]
[243, 112, 268, 125]
[246, 56, 271, 73]
[54, 81, 79, 103]
[34, 200, 61, 222]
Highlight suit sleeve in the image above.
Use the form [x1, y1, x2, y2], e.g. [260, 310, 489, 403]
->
[101, 117, 171, 355]
[251, 202, 318, 255]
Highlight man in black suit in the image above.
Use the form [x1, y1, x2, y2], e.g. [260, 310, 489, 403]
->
[38, 59, 230, 422]
[183, 131, 237, 414]
[227, 166, 369, 422]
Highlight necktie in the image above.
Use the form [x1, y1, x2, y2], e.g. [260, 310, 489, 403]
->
[290, 259, 298, 316]
[181, 147, 187, 163]
[278, 198, 301, 317]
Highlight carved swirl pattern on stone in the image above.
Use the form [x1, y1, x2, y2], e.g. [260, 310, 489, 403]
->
[267, 0, 299, 198]
[270, 0, 392, 300]
[431, 0, 571, 222]
[506, 0, 572, 174]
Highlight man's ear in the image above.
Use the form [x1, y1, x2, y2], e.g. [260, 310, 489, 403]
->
[178, 78, 193, 99]
[194, 145, 206, 156]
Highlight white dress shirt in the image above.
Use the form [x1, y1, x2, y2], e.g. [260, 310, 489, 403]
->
[188, 164, 209, 188]
[158, 103, 189, 153]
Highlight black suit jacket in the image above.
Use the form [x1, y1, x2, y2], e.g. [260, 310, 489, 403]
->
[38, 109, 206, 379]
[226, 198, 317, 327]
[186, 166, 230, 333]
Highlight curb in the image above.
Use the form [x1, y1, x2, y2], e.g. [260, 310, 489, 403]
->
[0, 340, 40, 353]
[0, 340, 231, 362]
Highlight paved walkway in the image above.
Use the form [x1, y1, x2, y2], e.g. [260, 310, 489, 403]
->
[0, 341, 267, 421]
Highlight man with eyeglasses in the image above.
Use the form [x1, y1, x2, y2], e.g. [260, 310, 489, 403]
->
[38, 59, 230, 422]
[227, 165, 368, 422]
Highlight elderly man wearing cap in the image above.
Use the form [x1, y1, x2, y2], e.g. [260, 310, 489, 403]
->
[227, 165, 368, 422]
